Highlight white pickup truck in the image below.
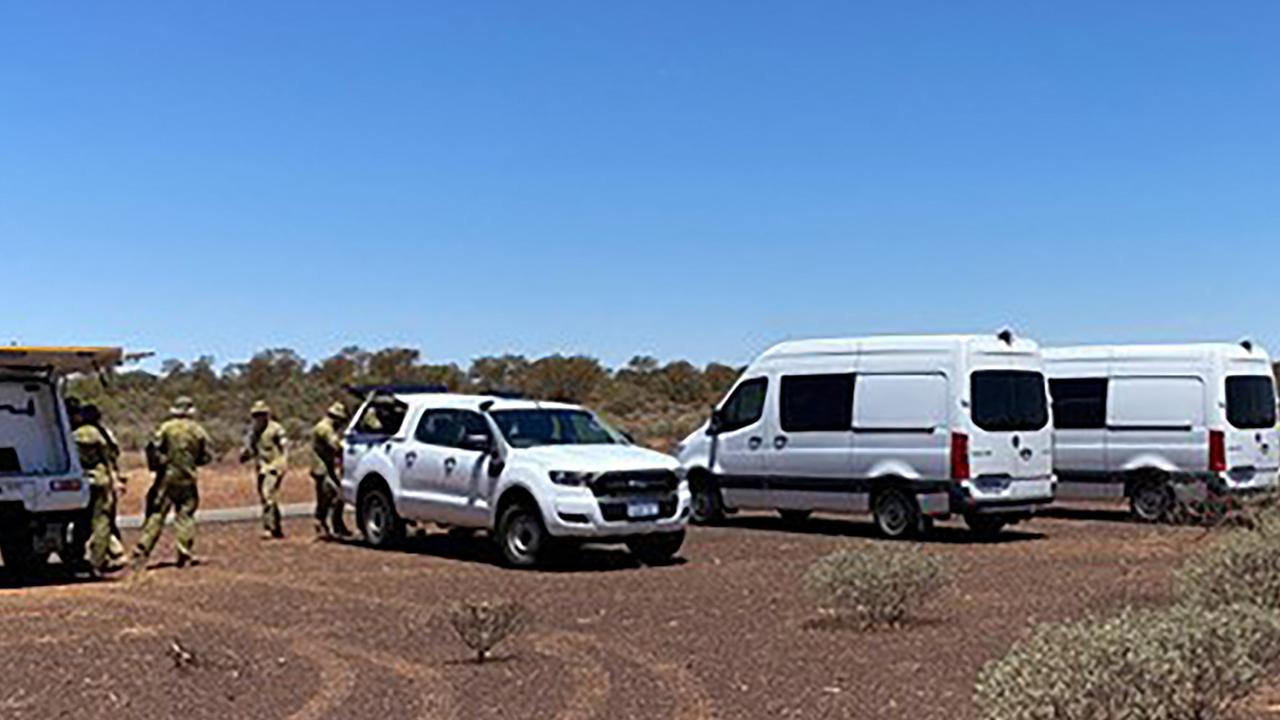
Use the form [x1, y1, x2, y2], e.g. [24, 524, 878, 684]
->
[0, 347, 123, 573]
[341, 388, 690, 567]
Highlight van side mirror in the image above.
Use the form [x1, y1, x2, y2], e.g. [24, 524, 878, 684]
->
[459, 433, 493, 453]
[708, 407, 724, 435]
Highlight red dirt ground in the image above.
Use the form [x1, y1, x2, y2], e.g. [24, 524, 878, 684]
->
[0, 509, 1274, 720]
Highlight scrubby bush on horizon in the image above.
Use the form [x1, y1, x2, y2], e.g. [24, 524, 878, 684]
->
[804, 544, 946, 628]
[68, 346, 742, 459]
[974, 603, 1280, 720]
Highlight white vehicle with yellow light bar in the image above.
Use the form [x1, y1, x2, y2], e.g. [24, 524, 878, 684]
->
[0, 346, 123, 572]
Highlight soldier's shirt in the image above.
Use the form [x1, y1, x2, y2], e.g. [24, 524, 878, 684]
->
[310, 417, 342, 478]
[248, 420, 289, 475]
[74, 425, 114, 487]
[154, 418, 213, 484]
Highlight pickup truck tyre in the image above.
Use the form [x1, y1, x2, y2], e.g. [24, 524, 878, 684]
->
[872, 488, 921, 539]
[359, 485, 404, 549]
[497, 502, 548, 568]
[0, 534, 45, 575]
[626, 530, 685, 566]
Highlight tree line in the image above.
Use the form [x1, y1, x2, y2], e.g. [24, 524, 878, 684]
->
[68, 347, 742, 460]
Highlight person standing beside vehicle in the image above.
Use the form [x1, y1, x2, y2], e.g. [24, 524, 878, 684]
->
[310, 402, 350, 539]
[132, 396, 212, 570]
[241, 401, 289, 540]
[71, 404, 122, 576]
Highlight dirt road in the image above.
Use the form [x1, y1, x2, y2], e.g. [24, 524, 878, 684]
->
[0, 509, 1244, 719]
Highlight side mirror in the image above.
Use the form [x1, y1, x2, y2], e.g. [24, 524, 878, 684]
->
[459, 433, 493, 453]
[707, 407, 724, 435]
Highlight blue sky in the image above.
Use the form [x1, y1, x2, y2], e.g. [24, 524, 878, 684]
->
[2, 2, 1277, 371]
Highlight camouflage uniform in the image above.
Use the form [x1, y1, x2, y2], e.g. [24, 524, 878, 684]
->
[311, 402, 349, 538]
[243, 401, 288, 538]
[73, 424, 117, 571]
[133, 398, 212, 568]
[97, 421, 129, 564]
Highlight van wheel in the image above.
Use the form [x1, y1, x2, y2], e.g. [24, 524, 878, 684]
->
[965, 515, 1007, 538]
[873, 489, 921, 539]
[778, 509, 812, 525]
[689, 474, 725, 525]
[626, 531, 686, 566]
[1130, 477, 1174, 523]
[359, 486, 404, 548]
[497, 503, 548, 568]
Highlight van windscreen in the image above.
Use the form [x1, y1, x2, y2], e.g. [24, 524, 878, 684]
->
[970, 371, 1049, 432]
[1226, 376, 1277, 430]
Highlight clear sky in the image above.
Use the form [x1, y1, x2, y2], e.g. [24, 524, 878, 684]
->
[2, 2, 1277, 371]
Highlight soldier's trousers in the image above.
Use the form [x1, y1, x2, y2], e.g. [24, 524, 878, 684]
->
[86, 483, 117, 570]
[134, 480, 199, 561]
[258, 470, 284, 535]
[312, 472, 345, 533]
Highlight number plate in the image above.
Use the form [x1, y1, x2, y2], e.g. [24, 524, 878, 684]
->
[627, 501, 660, 519]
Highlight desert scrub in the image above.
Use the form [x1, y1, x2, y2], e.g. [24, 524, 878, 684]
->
[445, 599, 528, 664]
[1177, 525, 1280, 612]
[975, 604, 1280, 720]
[804, 544, 946, 628]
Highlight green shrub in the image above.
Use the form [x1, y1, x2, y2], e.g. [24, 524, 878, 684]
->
[1177, 527, 1280, 612]
[975, 604, 1280, 720]
[804, 545, 946, 628]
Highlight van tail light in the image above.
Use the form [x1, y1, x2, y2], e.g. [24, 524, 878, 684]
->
[950, 432, 970, 481]
[1209, 430, 1227, 473]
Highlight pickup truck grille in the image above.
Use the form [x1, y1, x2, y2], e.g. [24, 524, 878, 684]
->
[589, 470, 679, 498]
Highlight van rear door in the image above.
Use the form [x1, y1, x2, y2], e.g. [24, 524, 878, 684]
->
[968, 369, 1052, 480]
[1223, 374, 1279, 480]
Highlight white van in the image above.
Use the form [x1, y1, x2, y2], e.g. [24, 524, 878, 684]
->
[0, 347, 123, 573]
[675, 332, 1056, 538]
[1045, 342, 1279, 519]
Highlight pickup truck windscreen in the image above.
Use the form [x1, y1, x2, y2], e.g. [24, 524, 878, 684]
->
[490, 409, 624, 448]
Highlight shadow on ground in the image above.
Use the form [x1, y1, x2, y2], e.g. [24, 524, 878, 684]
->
[717, 514, 1047, 545]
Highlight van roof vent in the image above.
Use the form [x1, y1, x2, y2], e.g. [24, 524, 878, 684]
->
[996, 328, 1015, 345]
[1240, 338, 1255, 353]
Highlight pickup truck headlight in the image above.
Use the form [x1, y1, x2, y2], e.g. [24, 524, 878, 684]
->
[549, 471, 594, 487]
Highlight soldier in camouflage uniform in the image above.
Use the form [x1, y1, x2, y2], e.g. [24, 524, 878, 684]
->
[89, 406, 130, 566]
[131, 396, 212, 570]
[241, 400, 288, 539]
[310, 402, 350, 539]
[72, 404, 122, 576]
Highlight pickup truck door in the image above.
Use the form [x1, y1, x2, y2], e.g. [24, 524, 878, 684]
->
[402, 409, 495, 526]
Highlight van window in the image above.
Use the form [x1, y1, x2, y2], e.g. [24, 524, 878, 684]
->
[1108, 377, 1204, 429]
[1226, 376, 1277, 430]
[970, 371, 1048, 432]
[1049, 378, 1108, 430]
[780, 373, 854, 433]
[854, 374, 946, 431]
[717, 378, 768, 433]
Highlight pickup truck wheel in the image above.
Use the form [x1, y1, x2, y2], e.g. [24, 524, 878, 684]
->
[497, 503, 547, 568]
[0, 535, 45, 575]
[873, 489, 920, 539]
[359, 487, 404, 549]
[964, 515, 1007, 538]
[626, 530, 686, 566]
